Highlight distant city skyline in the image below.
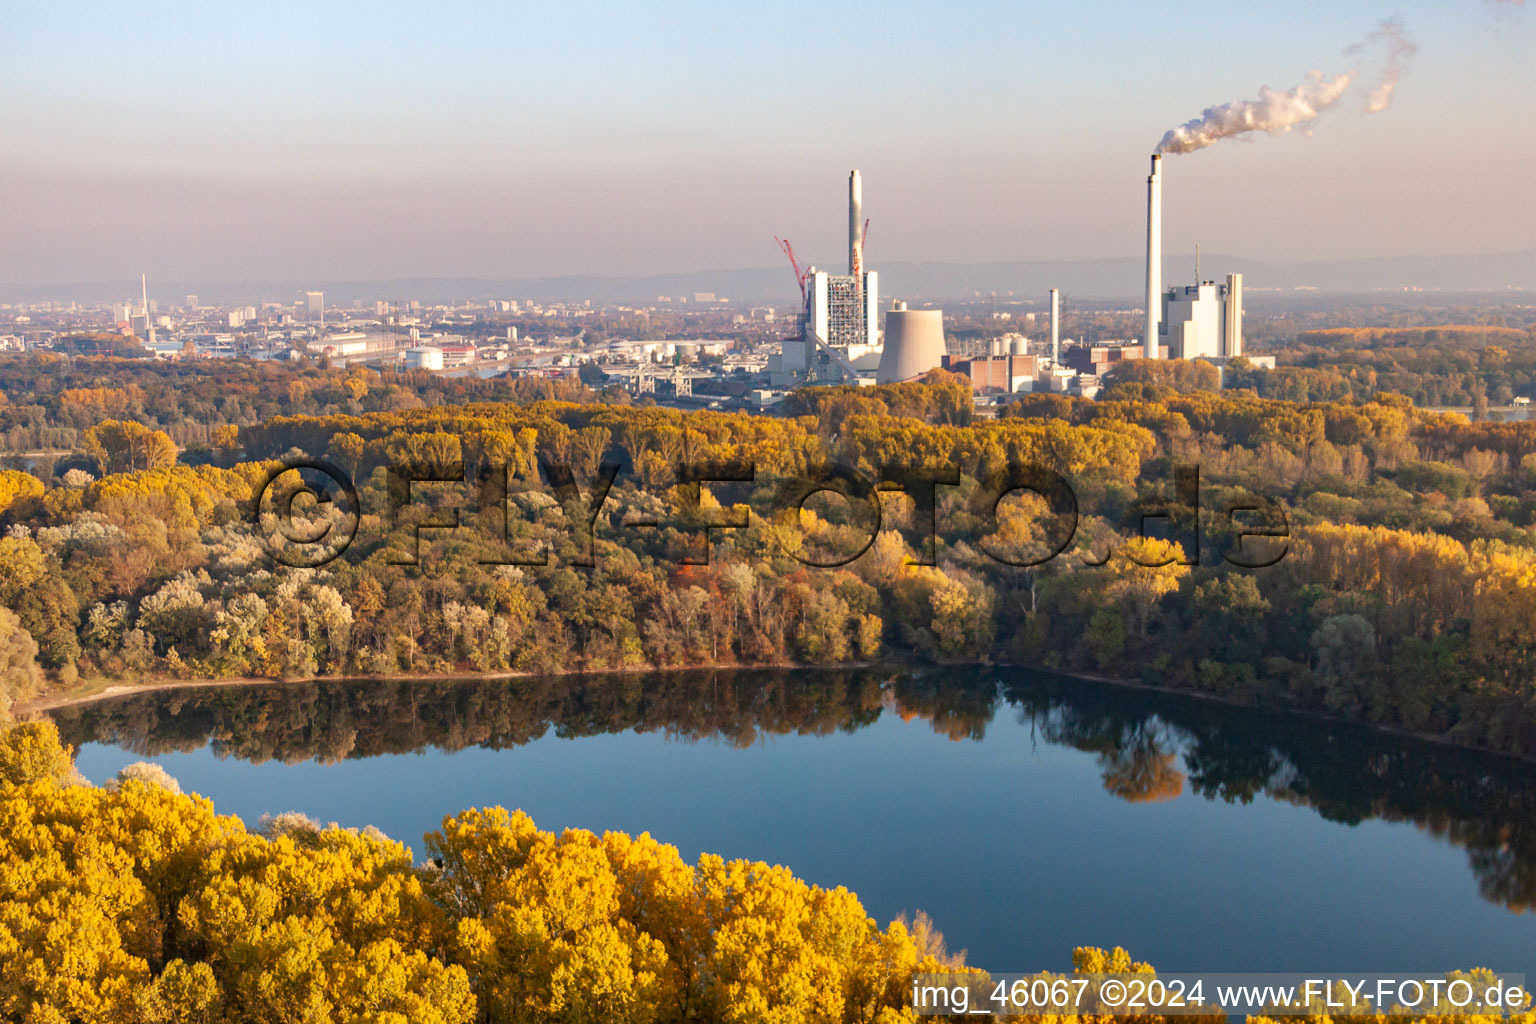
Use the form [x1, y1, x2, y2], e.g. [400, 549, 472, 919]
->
[3, 0, 1533, 286]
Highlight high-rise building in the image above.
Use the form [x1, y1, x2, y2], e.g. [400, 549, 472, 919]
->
[305, 291, 325, 318]
[185, 294, 199, 308]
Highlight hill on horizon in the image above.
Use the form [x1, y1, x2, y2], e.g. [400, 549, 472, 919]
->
[5, 249, 1534, 308]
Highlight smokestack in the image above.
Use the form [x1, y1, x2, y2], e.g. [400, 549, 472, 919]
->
[1144, 154, 1162, 359]
[141, 273, 156, 346]
[1049, 288, 1060, 365]
[849, 169, 862, 278]
[1225, 273, 1244, 357]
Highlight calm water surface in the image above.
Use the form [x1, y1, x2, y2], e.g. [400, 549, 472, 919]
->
[53, 667, 1536, 976]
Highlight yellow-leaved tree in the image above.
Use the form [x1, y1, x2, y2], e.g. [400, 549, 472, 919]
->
[0, 722, 969, 1023]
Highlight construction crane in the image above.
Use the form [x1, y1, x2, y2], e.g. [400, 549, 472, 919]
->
[773, 236, 809, 307]
[853, 218, 870, 300]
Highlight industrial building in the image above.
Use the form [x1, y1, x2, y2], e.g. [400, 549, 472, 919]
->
[319, 332, 369, 358]
[1063, 342, 1146, 376]
[1142, 154, 1245, 361]
[805, 267, 879, 353]
[942, 352, 1037, 393]
[1158, 273, 1243, 359]
[769, 170, 881, 385]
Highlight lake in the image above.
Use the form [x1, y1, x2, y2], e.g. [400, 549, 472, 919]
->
[49, 667, 1536, 977]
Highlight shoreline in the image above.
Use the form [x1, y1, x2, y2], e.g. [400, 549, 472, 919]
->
[1014, 664, 1536, 769]
[16, 659, 1536, 769]
[10, 660, 831, 715]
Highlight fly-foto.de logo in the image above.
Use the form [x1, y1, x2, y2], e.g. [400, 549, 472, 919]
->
[251, 455, 1289, 571]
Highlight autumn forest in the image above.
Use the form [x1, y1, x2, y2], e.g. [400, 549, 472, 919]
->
[4, 339, 1536, 1021]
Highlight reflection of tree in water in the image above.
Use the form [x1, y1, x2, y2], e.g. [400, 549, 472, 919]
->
[1020, 700, 1186, 803]
[48, 669, 956, 766]
[47, 665, 1536, 911]
[888, 671, 999, 742]
[1004, 673, 1536, 914]
[1101, 742, 1184, 804]
[49, 668, 1002, 766]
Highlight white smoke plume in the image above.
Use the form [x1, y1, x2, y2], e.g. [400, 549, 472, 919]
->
[1156, 70, 1356, 154]
[1156, 18, 1417, 155]
[1351, 17, 1418, 114]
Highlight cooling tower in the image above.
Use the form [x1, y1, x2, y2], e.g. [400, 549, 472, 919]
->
[877, 302, 946, 384]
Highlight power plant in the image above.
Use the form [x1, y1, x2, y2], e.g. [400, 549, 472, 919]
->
[756, 156, 1249, 398]
[1142, 154, 1244, 360]
[769, 170, 887, 386]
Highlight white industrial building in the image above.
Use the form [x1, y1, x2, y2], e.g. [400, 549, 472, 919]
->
[320, 332, 370, 357]
[805, 268, 879, 353]
[1159, 273, 1243, 359]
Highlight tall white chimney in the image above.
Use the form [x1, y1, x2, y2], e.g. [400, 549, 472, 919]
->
[1049, 287, 1060, 365]
[141, 273, 156, 346]
[1224, 272, 1243, 357]
[849, 169, 863, 278]
[1144, 154, 1162, 359]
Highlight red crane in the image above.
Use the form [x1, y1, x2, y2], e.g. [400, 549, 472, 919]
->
[774, 236, 809, 306]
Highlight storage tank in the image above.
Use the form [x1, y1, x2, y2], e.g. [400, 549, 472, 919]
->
[403, 346, 444, 371]
[876, 302, 946, 384]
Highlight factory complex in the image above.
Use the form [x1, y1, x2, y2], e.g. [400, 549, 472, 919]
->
[5, 161, 1273, 413]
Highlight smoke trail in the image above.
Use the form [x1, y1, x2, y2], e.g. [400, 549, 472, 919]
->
[1351, 17, 1418, 114]
[1156, 70, 1356, 154]
[1156, 18, 1418, 154]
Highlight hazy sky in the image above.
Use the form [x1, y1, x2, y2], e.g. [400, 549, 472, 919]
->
[2, 0, 1532, 285]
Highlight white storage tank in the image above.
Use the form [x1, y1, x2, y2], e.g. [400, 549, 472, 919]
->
[403, 346, 444, 371]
